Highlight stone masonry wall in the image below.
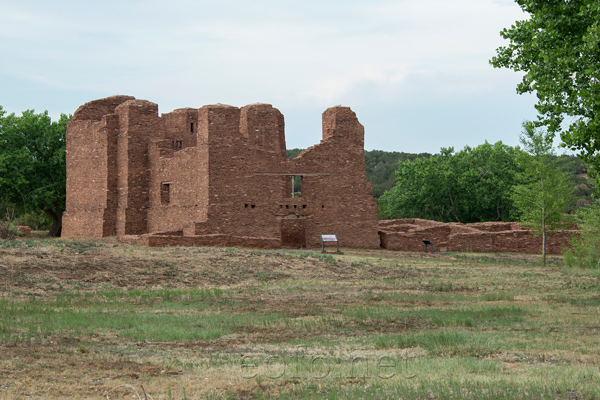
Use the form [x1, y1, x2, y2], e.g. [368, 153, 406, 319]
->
[63, 96, 380, 250]
[379, 219, 577, 255]
[63, 95, 134, 237]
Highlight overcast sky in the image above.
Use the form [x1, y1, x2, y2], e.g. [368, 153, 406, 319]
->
[0, 0, 538, 153]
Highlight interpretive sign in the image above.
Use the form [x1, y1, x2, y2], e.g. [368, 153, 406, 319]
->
[321, 234, 337, 242]
[320, 234, 341, 253]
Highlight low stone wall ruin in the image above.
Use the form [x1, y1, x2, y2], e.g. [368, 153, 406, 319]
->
[119, 234, 281, 249]
[15, 226, 31, 238]
[379, 219, 576, 255]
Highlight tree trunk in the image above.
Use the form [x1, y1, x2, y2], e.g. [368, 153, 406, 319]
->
[542, 217, 546, 268]
[447, 190, 462, 223]
[43, 202, 63, 237]
[451, 209, 462, 223]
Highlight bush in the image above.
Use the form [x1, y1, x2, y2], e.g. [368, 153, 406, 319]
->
[563, 202, 600, 269]
[13, 210, 52, 231]
[0, 209, 20, 240]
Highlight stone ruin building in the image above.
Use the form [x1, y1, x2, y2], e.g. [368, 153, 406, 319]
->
[62, 95, 381, 249]
[62, 95, 576, 254]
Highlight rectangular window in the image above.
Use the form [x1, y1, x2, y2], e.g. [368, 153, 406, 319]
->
[291, 175, 302, 198]
[161, 183, 170, 205]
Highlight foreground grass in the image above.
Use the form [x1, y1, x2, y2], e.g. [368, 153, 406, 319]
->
[0, 238, 599, 399]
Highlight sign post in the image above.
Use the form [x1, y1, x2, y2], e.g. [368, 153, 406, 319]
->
[320, 234, 341, 253]
[423, 239, 434, 253]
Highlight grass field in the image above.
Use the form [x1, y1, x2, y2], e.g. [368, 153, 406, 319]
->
[0, 237, 599, 399]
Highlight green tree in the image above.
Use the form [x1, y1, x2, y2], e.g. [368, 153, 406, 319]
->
[380, 149, 449, 221]
[0, 107, 70, 236]
[364, 150, 432, 198]
[381, 141, 524, 223]
[511, 123, 575, 267]
[491, 0, 600, 180]
[564, 199, 600, 269]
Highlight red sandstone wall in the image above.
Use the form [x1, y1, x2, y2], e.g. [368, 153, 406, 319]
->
[120, 233, 280, 249]
[379, 218, 576, 255]
[63, 96, 133, 237]
[64, 96, 380, 249]
[162, 108, 198, 149]
[115, 100, 162, 235]
[288, 108, 379, 249]
[184, 103, 379, 249]
[148, 140, 207, 233]
[197, 104, 291, 241]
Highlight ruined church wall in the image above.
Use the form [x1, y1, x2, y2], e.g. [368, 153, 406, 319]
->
[63, 118, 110, 237]
[190, 104, 380, 249]
[162, 108, 198, 148]
[64, 96, 380, 250]
[63, 96, 133, 237]
[147, 142, 209, 233]
[195, 105, 286, 240]
[288, 108, 380, 249]
[115, 100, 161, 235]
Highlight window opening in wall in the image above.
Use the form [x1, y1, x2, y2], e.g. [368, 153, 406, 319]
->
[245, 203, 248, 208]
[190, 123, 194, 133]
[251, 204, 255, 209]
[172, 139, 183, 150]
[161, 183, 171, 205]
[291, 175, 302, 198]
[302, 205, 307, 209]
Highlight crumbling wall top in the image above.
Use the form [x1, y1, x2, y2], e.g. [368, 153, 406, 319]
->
[114, 99, 159, 117]
[72, 95, 135, 122]
[322, 106, 362, 141]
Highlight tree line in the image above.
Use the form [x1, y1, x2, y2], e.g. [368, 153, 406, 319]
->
[287, 146, 594, 220]
[0, 107, 69, 236]
[378, 141, 596, 223]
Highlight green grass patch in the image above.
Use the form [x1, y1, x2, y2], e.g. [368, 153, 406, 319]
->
[342, 305, 527, 328]
[0, 288, 276, 343]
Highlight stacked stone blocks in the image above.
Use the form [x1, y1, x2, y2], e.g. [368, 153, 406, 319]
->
[63, 96, 380, 249]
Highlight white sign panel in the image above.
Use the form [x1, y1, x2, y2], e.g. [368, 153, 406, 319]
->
[320, 234, 338, 242]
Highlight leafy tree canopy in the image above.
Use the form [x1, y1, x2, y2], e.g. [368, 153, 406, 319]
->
[0, 107, 70, 236]
[381, 141, 525, 223]
[365, 150, 432, 198]
[491, 0, 600, 179]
